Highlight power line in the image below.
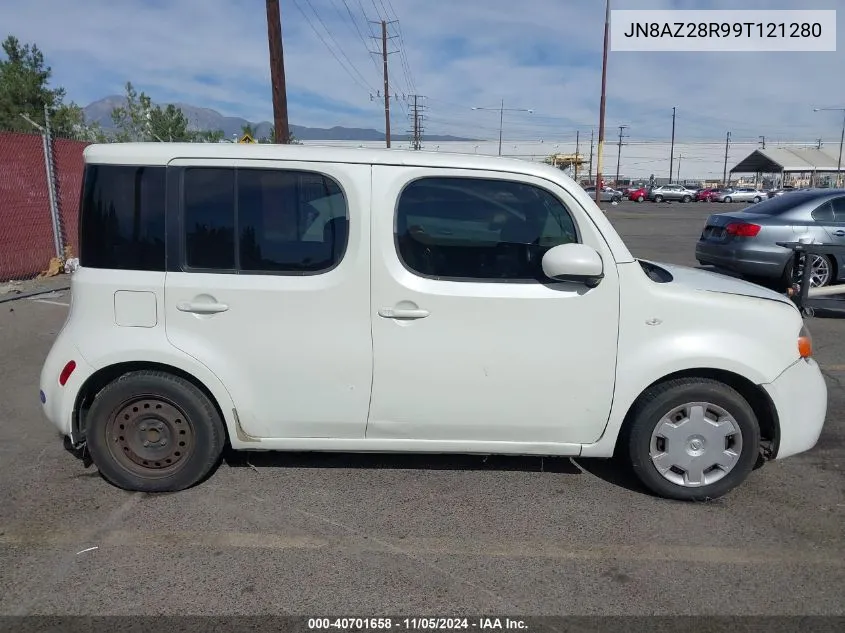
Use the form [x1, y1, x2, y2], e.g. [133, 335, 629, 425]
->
[301, 0, 377, 92]
[290, 0, 375, 94]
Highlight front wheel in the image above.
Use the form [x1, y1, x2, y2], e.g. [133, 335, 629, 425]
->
[682, 195, 691, 203]
[625, 378, 760, 501]
[636, 195, 644, 202]
[85, 370, 227, 492]
[653, 195, 664, 203]
[753, 196, 762, 203]
[724, 196, 733, 203]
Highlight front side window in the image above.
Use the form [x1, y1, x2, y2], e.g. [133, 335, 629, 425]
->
[181, 167, 348, 274]
[79, 164, 166, 271]
[396, 177, 578, 281]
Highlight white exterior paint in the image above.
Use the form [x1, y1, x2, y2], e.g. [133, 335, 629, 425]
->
[41, 143, 827, 480]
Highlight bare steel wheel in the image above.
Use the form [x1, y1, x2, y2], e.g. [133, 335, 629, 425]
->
[625, 378, 760, 501]
[85, 370, 226, 492]
[808, 254, 833, 288]
[648, 402, 742, 487]
[107, 397, 196, 477]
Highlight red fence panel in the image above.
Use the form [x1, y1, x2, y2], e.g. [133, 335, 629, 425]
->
[0, 131, 55, 281]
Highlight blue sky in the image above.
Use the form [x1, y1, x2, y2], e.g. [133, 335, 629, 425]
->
[2, 0, 844, 144]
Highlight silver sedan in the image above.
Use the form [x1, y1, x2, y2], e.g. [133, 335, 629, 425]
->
[713, 187, 766, 203]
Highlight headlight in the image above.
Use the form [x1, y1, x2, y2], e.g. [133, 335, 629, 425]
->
[798, 323, 813, 358]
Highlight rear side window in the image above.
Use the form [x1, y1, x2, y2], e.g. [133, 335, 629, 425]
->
[831, 196, 845, 222]
[181, 167, 348, 274]
[396, 176, 578, 281]
[79, 164, 166, 271]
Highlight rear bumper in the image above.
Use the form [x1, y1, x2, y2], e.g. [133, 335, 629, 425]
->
[695, 241, 791, 278]
[763, 358, 827, 460]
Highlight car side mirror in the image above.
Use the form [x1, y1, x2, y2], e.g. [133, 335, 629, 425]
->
[541, 243, 604, 287]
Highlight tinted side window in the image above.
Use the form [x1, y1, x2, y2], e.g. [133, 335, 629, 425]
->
[184, 168, 235, 270]
[396, 177, 578, 281]
[830, 196, 845, 222]
[79, 164, 166, 271]
[237, 169, 347, 273]
[812, 201, 835, 223]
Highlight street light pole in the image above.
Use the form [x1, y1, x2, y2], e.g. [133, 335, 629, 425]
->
[472, 102, 533, 156]
[814, 107, 845, 188]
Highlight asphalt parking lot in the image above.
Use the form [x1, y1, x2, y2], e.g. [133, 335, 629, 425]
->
[0, 201, 843, 616]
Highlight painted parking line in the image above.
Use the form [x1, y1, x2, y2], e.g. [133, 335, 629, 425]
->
[823, 364, 845, 372]
[31, 299, 70, 307]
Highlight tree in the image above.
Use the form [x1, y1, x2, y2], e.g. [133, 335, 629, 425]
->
[0, 35, 93, 137]
[110, 81, 223, 143]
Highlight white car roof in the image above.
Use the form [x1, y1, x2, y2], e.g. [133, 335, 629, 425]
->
[85, 142, 561, 180]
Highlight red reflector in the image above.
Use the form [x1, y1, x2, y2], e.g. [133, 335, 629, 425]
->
[59, 361, 77, 386]
[725, 222, 761, 237]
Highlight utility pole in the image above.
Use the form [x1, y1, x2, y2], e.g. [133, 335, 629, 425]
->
[265, 0, 290, 143]
[588, 129, 594, 184]
[407, 94, 426, 150]
[723, 131, 731, 186]
[669, 106, 676, 180]
[595, 0, 610, 204]
[817, 138, 823, 149]
[472, 102, 533, 156]
[759, 135, 766, 149]
[381, 21, 391, 148]
[574, 130, 580, 182]
[676, 154, 682, 183]
[814, 107, 845, 187]
[615, 125, 628, 185]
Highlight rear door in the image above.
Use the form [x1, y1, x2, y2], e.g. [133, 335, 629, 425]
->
[163, 159, 373, 439]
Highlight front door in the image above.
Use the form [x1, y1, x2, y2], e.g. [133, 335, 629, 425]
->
[367, 166, 620, 445]
[164, 159, 373, 439]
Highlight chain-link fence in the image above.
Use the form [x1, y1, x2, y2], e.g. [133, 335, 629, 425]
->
[0, 109, 90, 283]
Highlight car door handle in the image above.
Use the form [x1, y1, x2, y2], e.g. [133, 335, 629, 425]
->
[834, 230, 845, 237]
[378, 308, 430, 320]
[176, 301, 229, 314]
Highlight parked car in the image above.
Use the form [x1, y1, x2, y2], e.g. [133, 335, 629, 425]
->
[41, 142, 827, 502]
[697, 188, 723, 202]
[767, 186, 796, 199]
[696, 188, 845, 288]
[713, 187, 766, 203]
[626, 186, 648, 202]
[583, 186, 622, 202]
[648, 184, 698, 203]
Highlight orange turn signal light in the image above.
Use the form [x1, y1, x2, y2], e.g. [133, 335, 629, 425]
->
[798, 336, 813, 358]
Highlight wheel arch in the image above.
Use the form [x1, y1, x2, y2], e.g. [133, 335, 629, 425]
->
[611, 367, 780, 461]
[72, 361, 232, 448]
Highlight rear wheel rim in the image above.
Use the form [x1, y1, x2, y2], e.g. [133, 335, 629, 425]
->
[649, 402, 743, 488]
[106, 396, 196, 478]
[809, 255, 831, 287]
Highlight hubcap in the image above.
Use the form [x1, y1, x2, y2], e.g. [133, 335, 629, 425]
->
[106, 397, 195, 477]
[649, 402, 743, 487]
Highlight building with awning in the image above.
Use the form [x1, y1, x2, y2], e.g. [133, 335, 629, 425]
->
[730, 147, 843, 187]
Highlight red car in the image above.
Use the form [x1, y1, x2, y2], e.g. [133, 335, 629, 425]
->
[626, 186, 647, 202]
[697, 188, 721, 202]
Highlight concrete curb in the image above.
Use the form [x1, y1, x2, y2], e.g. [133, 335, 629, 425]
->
[0, 286, 71, 305]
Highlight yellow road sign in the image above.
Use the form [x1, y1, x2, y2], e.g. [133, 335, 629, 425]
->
[239, 133, 256, 144]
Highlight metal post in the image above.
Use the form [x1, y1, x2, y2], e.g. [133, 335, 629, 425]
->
[595, 0, 610, 204]
[42, 106, 63, 258]
[382, 20, 391, 148]
[838, 111, 845, 188]
[669, 107, 676, 180]
[498, 99, 504, 157]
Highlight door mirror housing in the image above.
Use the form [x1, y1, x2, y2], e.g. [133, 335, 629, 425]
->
[541, 243, 604, 287]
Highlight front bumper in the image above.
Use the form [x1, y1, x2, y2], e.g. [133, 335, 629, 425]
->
[763, 358, 827, 460]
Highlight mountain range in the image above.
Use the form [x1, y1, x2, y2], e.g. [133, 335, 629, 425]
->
[82, 96, 475, 142]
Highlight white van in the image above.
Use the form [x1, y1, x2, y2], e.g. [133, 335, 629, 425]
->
[40, 143, 826, 500]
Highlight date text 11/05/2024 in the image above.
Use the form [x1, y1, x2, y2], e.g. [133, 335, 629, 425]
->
[307, 618, 528, 630]
[622, 22, 823, 39]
